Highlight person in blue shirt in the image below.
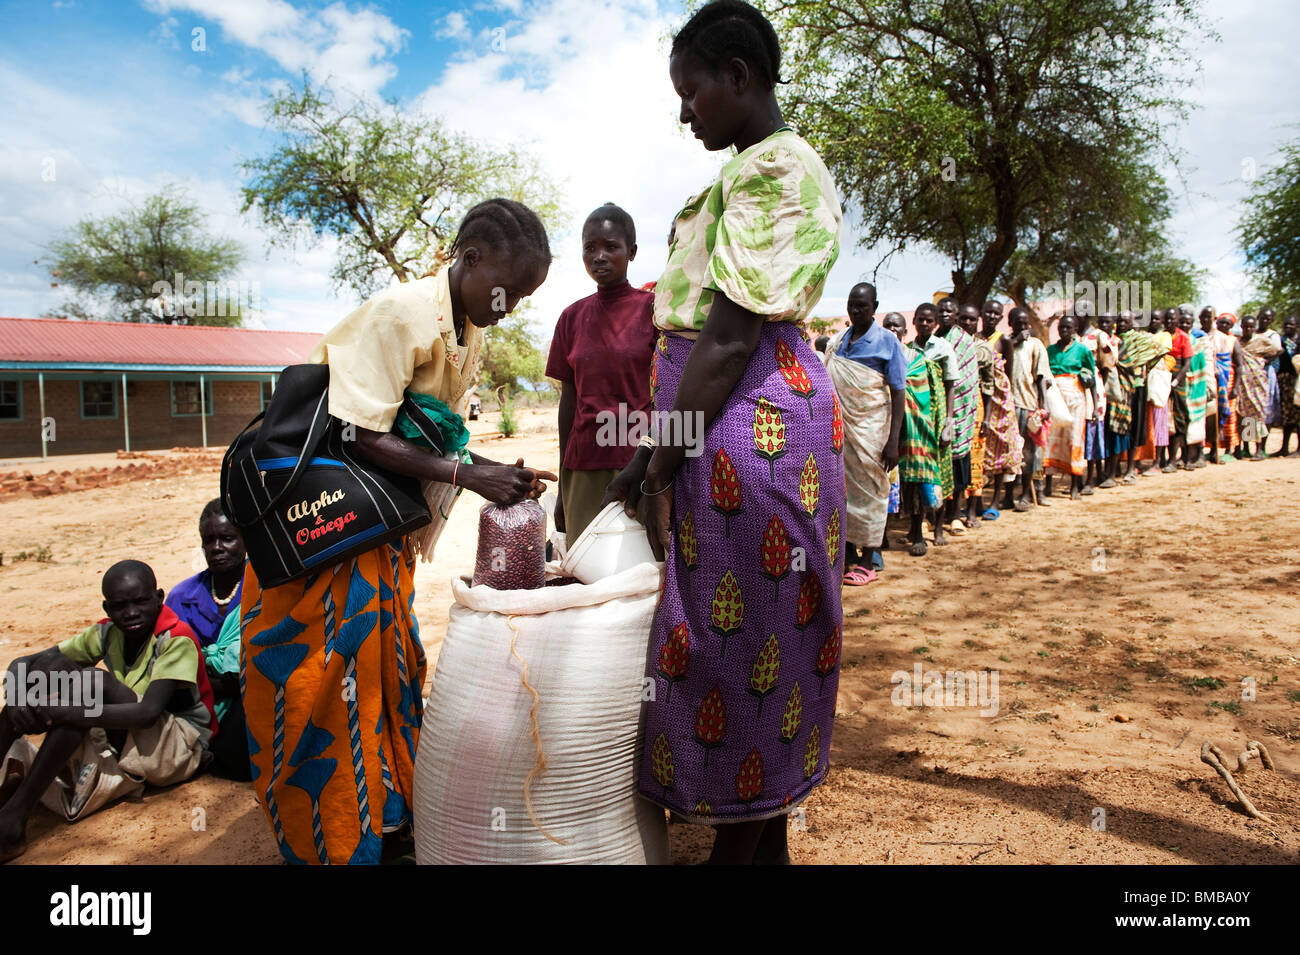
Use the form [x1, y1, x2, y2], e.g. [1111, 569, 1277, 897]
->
[826, 283, 907, 582]
[164, 499, 244, 647]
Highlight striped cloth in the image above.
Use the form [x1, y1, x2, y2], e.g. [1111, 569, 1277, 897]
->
[898, 344, 944, 508]
[945, 326, 980, 457]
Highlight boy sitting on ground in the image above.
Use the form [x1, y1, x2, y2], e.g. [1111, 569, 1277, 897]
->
[0, 559, 216, 863]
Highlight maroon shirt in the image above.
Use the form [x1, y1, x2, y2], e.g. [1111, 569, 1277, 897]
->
[546, 281, 656, 471]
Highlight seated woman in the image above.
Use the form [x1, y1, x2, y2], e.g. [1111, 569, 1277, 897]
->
[0, 560, 217, 863]
[165, 499, 245, 647]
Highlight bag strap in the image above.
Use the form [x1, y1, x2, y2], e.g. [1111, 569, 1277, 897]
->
[222, 389, 332, 525]
[396, 393, 447, 456]
[250, 388, 332, 522]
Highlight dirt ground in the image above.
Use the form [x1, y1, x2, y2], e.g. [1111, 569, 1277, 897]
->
[1, 408, 1296, 865]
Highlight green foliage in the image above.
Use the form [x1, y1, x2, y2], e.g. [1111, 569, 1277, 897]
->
[497, 396, 518, 437]
[766, 0, 1210, 308]
[1239, 136, 1300, 314]
[44, 186, 244, 324]
[480, 311, 549, 396]
[241, 78, 567, 300]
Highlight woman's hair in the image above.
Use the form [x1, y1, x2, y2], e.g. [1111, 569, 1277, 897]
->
[584, 202, 636, 247]
[671, 0, 782, 89]
[199, 497, 228, 528]
[451, 198, 552, 269]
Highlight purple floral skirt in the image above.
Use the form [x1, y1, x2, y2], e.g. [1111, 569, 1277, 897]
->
[638, 322, 845, 823]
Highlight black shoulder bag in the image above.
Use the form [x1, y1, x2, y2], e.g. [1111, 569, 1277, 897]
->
[220, 364, 445, 589]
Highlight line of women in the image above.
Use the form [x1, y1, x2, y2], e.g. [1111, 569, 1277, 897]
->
[827, 297, 1300, 581]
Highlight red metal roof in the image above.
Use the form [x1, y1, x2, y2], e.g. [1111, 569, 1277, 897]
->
[0, 316, 320, 369]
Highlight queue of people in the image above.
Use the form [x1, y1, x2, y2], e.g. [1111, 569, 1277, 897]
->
[825, 293, 1300, 584]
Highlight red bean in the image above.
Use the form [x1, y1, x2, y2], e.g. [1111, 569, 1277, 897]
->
[472, 500, 546, 590]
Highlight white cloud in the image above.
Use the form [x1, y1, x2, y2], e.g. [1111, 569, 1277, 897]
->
[437, 11, 471, 41]
[142, 0, 407, 98]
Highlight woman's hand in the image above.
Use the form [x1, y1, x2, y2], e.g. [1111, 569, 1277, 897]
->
[601, 447, 651, 518]
[882, 437, 899, 474]
[940, 418, 954, 446]
[465, 460, 556, 506]
[642, 459, 675, 562]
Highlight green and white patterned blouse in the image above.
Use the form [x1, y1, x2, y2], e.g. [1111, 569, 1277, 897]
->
[652, 127, 843, 331]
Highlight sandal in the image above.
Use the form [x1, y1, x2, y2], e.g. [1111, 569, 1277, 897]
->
[981, 507, 1000, 520]
[948, 521, 966, 535]
[842, 565, 878, 586]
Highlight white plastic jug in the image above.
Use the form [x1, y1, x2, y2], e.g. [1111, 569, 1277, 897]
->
[559, 501, 657, 584]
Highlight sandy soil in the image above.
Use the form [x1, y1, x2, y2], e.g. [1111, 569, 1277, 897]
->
[1, 410, 1296, 865]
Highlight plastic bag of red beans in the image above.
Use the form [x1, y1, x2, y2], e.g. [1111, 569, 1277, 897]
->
[472, 499, 547, 590]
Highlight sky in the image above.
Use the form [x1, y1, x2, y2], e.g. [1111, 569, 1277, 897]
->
[1, 0, 1297, 339]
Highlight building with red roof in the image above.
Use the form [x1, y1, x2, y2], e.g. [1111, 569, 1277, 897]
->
[0, 317, 320, 458]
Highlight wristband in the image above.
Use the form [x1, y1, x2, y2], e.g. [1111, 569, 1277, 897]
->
[451, 460, 459, 488]
[640, 480, 671, 497]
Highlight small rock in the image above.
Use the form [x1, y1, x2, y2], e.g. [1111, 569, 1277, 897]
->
[1113, 713, 1131, 723]
[1139, 731, 1152, 739]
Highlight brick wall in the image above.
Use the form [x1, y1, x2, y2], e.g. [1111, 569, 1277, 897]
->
[0, 377, 266, 458]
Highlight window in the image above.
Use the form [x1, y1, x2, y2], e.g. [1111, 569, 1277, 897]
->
[261, 378, 274, 410]
[81, 380, 117, 419]
[0, 380, 19, 420]
[171, 380, 214, 417]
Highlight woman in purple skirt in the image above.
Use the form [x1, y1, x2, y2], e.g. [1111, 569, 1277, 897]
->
[605, 0, 844, 864]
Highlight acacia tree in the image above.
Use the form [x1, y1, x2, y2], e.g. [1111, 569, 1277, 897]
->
[44, 187, 244, 324]
[241, 79, 565, 300]
[765, 0, 1209, 318]
[1239, 136, 1300, 314]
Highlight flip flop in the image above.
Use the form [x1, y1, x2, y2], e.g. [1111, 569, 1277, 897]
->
[1081, 485, 1095, 495]
[948, 521, 967, 535]
[981, 507, 1000, 520]
[842, 565, 878, 586]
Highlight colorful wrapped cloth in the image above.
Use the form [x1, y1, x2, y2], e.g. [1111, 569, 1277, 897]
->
[638, 323, 843, 822]
[241, 541, 426, 865]
[1045, 373, 1087, 477]
[1238, 348, 1271, 443]
[982, 350, 1023, 478]
[967, 384, 986, 496]
[1266, 365, 1281, 426]
[1280, 338, 1300, 428]
[1136, 380, 1172, 459]
[1179, 346, 1209, 444]
[945, 326, 980, 457]
[1215, 339, 1238, 447]
[827, 330, 894, 548]
[898, 345, 946, 510]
